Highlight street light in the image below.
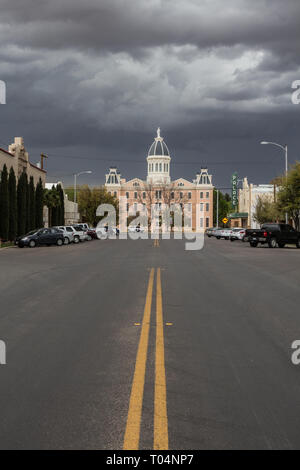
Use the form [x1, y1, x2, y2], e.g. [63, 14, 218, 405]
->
[74, 171, 92, 204]
[260, 141, 288, 224]
[74, 171, 92, 222]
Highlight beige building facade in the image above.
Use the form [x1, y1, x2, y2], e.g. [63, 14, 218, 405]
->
[238, 177, 276, 228]
[0, 137, 46, 186]
[105, 129, 214, 231]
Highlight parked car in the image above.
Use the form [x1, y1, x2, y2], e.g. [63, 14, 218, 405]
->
[72, 225, 89, 242]
[17, 228, 64, 248]
[246, 223, 300, 248]
[230, 228, 246, 242]
[128, 225, 145, 233]
[86, 228, 98, 240]
[53, 226, 75, 244]
[96, 225, 120, 239]
[215, 228, 232, 240]
[205, 228, 214, 237]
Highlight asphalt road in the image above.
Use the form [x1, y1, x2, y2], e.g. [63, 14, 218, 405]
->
[1, 236, 300, 449]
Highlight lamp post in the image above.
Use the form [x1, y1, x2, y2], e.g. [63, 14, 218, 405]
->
[74, 171, 92, 222]
[260, 141, 288, 224]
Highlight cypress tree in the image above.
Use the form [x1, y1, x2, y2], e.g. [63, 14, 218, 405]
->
[57, 184, 65, 225]
[28, 176, 36, 232]
[0, 164, 9, 241]
[35, 178, 44, 228]
[8, 167, 17, 241]
[17, 172, 28, 236]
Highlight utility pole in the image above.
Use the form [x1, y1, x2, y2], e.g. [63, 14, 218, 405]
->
[216, 189, 219, 228]
[40, 153, 48, 170]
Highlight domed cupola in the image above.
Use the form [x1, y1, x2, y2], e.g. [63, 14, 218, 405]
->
[147, 128, 171, 184]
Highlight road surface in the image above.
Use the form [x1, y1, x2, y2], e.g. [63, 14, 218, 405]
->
[0, 237, 300, 449]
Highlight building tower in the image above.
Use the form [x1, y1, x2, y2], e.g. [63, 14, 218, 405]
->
[147, 128, 171, 184]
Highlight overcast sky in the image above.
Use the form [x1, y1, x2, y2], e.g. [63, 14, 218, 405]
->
[0, 0, 299, 189]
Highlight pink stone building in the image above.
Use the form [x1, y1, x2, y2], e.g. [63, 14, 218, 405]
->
[105, 129, 214, 231]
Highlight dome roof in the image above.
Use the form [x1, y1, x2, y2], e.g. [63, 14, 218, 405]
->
[148, 128, 170, 157]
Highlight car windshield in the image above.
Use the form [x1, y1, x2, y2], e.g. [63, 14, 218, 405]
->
[25, 230, 38, 236]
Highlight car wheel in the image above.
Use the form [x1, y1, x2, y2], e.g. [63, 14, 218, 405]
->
[250, 241, 258, 247]
[64, 237, 70, 245]
[56, 238, 63, 246]
[296, 239, 300, 249]
[74, 236, 80, 244]
[216, 236, 220, 239]
[230, 238, 234, 242]
[29, 240, 36, 248]
[268, 237, 277, 248]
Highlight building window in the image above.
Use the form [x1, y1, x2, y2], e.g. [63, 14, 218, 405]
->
[126, 192, 129, 198]
[200, 192, 203, 198]
[114, 191, 117, 197]
[159, 163, 162, 172]
[171, 192, 174, 199]
[206, 203, 209, 212]
[206, 217, 209, 228]
[188, 192, 191, 199]
[143, 192, 146, 199]
[180, 192, 183, 199]
[126, 203, 129, 211]
[200, 203, 204, 211]
[134, 192, 137, 199]
[155, 190, 162, 199]
[206, 192, 209, 198]
[155, 163, 158, 172]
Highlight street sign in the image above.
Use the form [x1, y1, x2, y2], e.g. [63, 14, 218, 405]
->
[222, 217, 228, 224]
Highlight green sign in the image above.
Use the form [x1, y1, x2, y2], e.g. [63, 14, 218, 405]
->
[231, 172, 238, 209]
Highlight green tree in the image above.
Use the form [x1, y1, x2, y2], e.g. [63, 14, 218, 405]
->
[8, 167, 17, 240]
[213, 190, 231, 227]
[27, 176, 36, 232]
[0, 164, 9, 240]
[17, 172, 28, 236]
[276, 162, 300, 229]
[43, 187, 60, 227]
[253, 195, 280, 226]
[35, 178, 44, 228]
[57, 184, 65, 225]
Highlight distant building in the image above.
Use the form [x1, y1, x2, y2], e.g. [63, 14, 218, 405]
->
[0, 137, 46, 186]
[44, 182, 79, 227]
[238, 177, 276, 228]
[105, 128, 214, 231]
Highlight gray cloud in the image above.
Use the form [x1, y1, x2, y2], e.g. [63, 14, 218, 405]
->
[0, 0, 299, 188]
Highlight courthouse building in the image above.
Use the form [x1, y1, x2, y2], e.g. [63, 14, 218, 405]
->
[105, 128, 214, 231]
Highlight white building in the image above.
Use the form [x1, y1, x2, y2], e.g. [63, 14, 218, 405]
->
[238, 177, 276, 228]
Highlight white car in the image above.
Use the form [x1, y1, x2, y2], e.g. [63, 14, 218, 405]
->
[215, 228, 232, 240]
[53, 226, 75, 245]
[230, 228, 246, 242]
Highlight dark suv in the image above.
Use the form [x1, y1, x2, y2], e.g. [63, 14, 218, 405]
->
[17, 228, 65, 248]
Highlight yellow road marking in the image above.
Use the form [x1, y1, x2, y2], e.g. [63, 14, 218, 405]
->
[154, 268, 169, 450]
[134, 323, 141, 326]
[123, 268, 155, 450]
[165, 323, 173, 326]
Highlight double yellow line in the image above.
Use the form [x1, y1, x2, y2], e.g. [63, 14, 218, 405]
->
[123, 268, 168, 450]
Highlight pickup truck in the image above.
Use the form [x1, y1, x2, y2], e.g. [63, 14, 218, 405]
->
[246, 223, 300, 248]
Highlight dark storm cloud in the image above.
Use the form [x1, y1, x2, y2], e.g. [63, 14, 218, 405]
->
[0, 0, 299, 188]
